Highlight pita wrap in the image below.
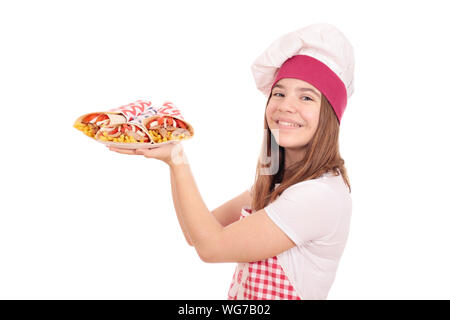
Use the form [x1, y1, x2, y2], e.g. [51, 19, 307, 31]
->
[73, 100, 152, 139]
[142, 101, 194, 143]
[95, 105, 159, 144]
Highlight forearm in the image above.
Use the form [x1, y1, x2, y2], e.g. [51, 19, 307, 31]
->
[170, 168, 194, 246]
[169, 153, 223, 259]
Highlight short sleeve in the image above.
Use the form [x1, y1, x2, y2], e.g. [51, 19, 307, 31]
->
[264, 182, 341, 247]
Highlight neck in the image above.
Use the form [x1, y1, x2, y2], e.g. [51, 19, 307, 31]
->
[284, 146, 307, 169]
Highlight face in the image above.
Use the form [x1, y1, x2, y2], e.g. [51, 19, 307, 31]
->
[266, 78, 322, 151]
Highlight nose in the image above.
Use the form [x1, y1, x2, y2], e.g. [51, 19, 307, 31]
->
[277, 98, 297, 113]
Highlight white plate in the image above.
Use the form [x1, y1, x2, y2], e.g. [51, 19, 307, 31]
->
[97, 139, 179, 149]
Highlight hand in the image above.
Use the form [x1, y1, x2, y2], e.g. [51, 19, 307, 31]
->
[107, 142, 188, 167]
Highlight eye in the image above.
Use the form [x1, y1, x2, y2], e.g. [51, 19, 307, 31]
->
[271, 92, 313, 101]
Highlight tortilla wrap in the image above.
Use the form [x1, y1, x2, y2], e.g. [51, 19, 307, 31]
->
[142, 114, 194, 143]
[73, 100, 152, 139]
[95, 106, 159, 143]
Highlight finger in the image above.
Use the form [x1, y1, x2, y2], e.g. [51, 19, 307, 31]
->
[108, 146, 137, 155]
[135, 148, 154, 152]
[135, 148, 154, 157]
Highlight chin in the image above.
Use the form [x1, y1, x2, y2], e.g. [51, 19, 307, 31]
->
[275, 137, 307, 149]
[270, 127, 309, 148]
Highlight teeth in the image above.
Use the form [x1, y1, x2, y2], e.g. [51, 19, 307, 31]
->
[278, 120, 301, 128]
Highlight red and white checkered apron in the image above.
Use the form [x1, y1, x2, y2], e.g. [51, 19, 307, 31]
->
[227, 206, 302, 300]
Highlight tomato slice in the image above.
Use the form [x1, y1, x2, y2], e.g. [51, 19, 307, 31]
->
[83, 113, 100, 123]
[157, 117, 165, 126]
[166, 118, 173, 126]
[96, 114, 109, 122]
[108, 127, 119, 135]
[176, 119, 187, 129]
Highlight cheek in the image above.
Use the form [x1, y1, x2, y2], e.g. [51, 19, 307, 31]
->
[301, 108, 320, 127]
[266, 103, 275, 115]
[301, 109, 315, 121]
[265, 105, 276, 124]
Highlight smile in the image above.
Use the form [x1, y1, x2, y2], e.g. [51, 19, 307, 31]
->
[276, 120, 302, 128]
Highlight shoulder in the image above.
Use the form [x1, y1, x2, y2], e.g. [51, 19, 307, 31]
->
[280, 172, 351, 211]
[287, 171, 348, 193]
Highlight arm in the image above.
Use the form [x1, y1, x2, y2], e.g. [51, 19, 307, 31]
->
[108, 143, 296, 264]
[169, 157, 223, 261]
[211, 189, 252, 227]
[170, 167, 194, 246]
[170, 170, 251, 246]
[169, 148, 295, 263]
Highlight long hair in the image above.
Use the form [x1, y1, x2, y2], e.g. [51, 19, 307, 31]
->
[250, 93, 351, 211]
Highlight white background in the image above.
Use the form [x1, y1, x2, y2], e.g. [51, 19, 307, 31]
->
[1, 0, 449, 299]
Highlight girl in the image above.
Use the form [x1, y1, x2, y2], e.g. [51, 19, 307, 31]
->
[108, 23, 355, 300]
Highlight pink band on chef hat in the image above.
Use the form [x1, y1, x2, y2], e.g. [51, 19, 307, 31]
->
[271, 54, 348, 124]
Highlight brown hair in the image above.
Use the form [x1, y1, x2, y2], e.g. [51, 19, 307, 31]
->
[250, 93, 351, 211]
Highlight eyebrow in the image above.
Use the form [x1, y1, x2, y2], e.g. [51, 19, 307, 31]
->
[272, 84, 321, 98]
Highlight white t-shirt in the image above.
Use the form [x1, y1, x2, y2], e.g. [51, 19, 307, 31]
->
[248, 171, 352, 300]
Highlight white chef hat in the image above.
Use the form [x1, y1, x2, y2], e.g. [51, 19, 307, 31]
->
[251, 23, 355, 124]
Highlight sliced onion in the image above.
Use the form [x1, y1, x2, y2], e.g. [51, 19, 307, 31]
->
[97, 120, 109, 126]
[89, 116, 99, 124]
